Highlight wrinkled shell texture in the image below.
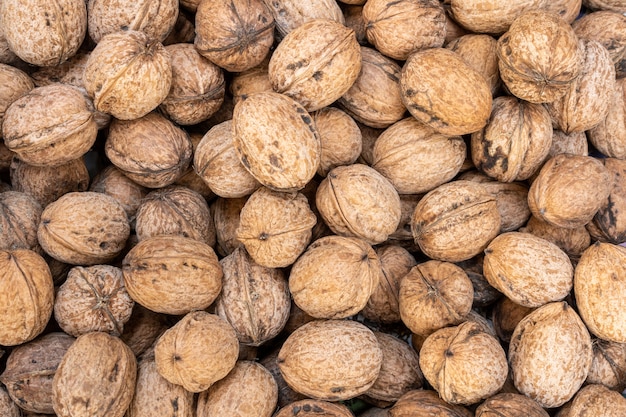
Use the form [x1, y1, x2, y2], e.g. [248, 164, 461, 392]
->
[573, 10, 626, 78]
[0, 63, 34, 138]
[261, 0, 344, 37]
[278, 319, 383, 401]
[37, 192, 130, 265]
[197, 361, 278, 417]
[122, 235, 222, 315]
[475, 393, 549, 417]
[269, 19, 361, 111]
[54, 265, 134, 337]
[389, 389, 473, 417]
[446, 34, 500, 95]
[559, 384, 626, 417]
[154, 311, 239, 393]
[588, 78, 626, 159]
[0, 386, 20, 417]
[236, 187, 316, 268]
[83, 30, 172, 120]
[400, 48, 492, 136]
[549, 129, 589, 157]
[212, 196, 247, 256]
[449, 0, 540, 34]
[289, 235, 380, 319]
[316, 163, 401, 244]
[215, 246, 290, 346]
[399, 260, 474, 336]
[314, 107, 362, 176]
[509, 302, 592, 408]
[520, 215, 591, 259]
[89, 165, 148, 219]
[52, 332, 137, 417]
[0, 191, 42, 252]
[592, 158, 626, 244]
[586, 338, 626, 391]
[492, 297, 536, 344]
[119, 305, 167, 357]
[273, 399, 354, 417]
[230, 60, 273, 103]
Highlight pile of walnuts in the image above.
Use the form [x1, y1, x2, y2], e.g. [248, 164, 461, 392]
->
[1, 0, 626, 416]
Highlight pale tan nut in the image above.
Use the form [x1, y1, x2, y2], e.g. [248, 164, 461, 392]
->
[373, 117, 466, 194]
[211, 196, 247, 257]
[0, 332, 74, 415]
[509, 301, 592, 408]
[0, 63, 33, 139]
[268, 19, 361, 112]
[313, 107, 362, 177]
[277, 319, 383, 401]
[548, 130, 589, 158]
[195, 0, 274, 72]
[528, 154, 611, 229]
[519, 215, 591, 260]
[273, 399, 354, 417]
[261, 0, 344, 38]
[105, 112, 193, 188]
[197, 361, 278, 417]
[87, 0, 178, 43]
[0, 191, 42, 253]
[0, 0, 86, 66]
[362, 0, 445, 61]
[492, 297, 536, 344]
[586, 338, 626, 391]
[591, 158, 626, 244]
[583, 0, 626, 13]
[2, 84, 97, 167]
[83, 30, 172, 120]
[154, 311, 239, 393]
[122, 235, 222, 315]
[400, 48, 492, 136]
[496, 10, 582, 103]
[557, 384, 626, 417]
[289, 235, 380, 319]
[587, 78, 626, 159]
[448, 0, 540, 35]
[37, 192, 130, 265]
[0, 385, 21, 417]
[399, 260, 473, 337]
[89, 165, 148, 222]
[52, 332, 136, 417]
[338, 46, 406, 129]
[230, 59, 273, 104]
[575, 242, 626, 343]
[215, 246, 291, 346]
[389, 389, 473, 417]
[159, 43, 225, 126]
[446, 34, 500, 95]
[475, 393, 549, 417]
[573, 10, 626, 78]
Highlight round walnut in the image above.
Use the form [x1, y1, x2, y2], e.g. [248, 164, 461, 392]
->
[557, 384, 626, 417]
[528, 154, 611, 229]
[475, 393, 549, 417]
[274, 400, 354, 417]
[83, 30, 172, 120]
[261, 0, 344, 38]
[509, 301, 592, 408]
[445, 34, 500, 95]
[401, 48, 492, 136]
[399, 260, 474, 337]
[87, 0, 178, 43]
[232, 91, 321, 192]
[159, 43, 225, 125]
[54, 265, 134, 337]
[471, 96, 552, 182]
[316, 164, 401, 244]
[268, 19, 361, 111]
[519, 215, 591, 260]
[583, 0, 626, 13]
[215, 246, 291, 346]
[0, 0, 86, 66]
[2, 84, 97, 167]
[587, 78, 626, 159]
[105, 112, 193, 188]
[592, 158, 626, 244]
[448, 0, 540, 35]
[278, 319, 383, 401]
[373, 117, 466, 194]
[549, 130, 589, 157]
[197, 361, 278, 417]
[0, 332, 74, 415]
[0, 191, 42, 252]
[0, 386, 21, 417]
[122, 235, 222, 315]
[389, 389, 473, 417]
[362, 0, 445, 61]
[587, 338, 626, 391]
[573, 11, 626, 79]
[230, 59, 273, 104]
[575, 242, 626, 343]
[37, 192, 130, 265]
[410, 180, 501, 262]
[0, 63, 34, 139]
[483, 232, 574, 308]
[313, 107, 362, 176]
[53, 332, 136, 417]
[89, 165, 148, 222]
[211, 196, 247, 257]
[154, 311, 239, 393]
[289, 235, 380, 319]
[492, 297, 535, 344]
[236, 186, 316, 268]
[135, 185, 216, 247]
[338, 46, 406, 129]
[496, 10, 582, 103]
[195, 0, 274, 72]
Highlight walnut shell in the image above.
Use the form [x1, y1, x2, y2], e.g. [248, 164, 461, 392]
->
[83, 30, 172, 120]
[122, 235, 222, 315]
[0, 332, 74, 414]
[399, 260, 474, 336]
[314, 107, 362, 176]
[519, 215, 591, 260]
[389, 389, 473, 417]
[268, 19, 361, 112]
[261, 0, 344, 38]
[277, 319, 383, 401]
[173, 133, 215, 201]
[197, 361, 278, 417]
[0, 191, 42, 252]
[154, 311, 239, 393]
[587, 78, 626, 159]
[509, 301, 592, 408]
[492, 297, 535, 344]
[586, 338, 626, 391]
[105, 112, 193, 188]
[232, 92, 321, 192]
[316, 164, 401, 244]
[496, 10, 582, 103]
[592, 158, 626, 244]
[475, 393, 549, 417]
[0, 385, 22, 417]
[162, 10, 195, 46]
[557, 384, 626, 417]
[0, 63, 34, 139]
[89, 165, 148, 221]
[0, 0, 86, 66]
[120, 305, 167, 357]
[456, 255, 502, 308]
[446, 34, 500, 95]
[52, 332, 136, 417]
[215, 246, 291, 346]
[260, 348, 307, 408]
[211, 196, 247, 257]
[362, 0, 445, 61]
[448, 0, 540, 34]
[341, 5, 367, 46]
[583, 0, 626, 14]
[528, 154, 611, 229]
[2, 84, 97, 167]
[573, 11, 626, 79]
[230, 59, 273, 104]
[194, 0, 274, 72]
[37, 192, 130, 265]
[373, 117, 466, 194]
[386, 193, 422, 252]
[274, 399, 354, 417]
[548, 130, 588, 158]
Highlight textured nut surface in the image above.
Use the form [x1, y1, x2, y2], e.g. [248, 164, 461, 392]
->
[389, 389, 473, 417]
[89, 165, 148, 220]
[314, 107, 362, 176]
[519, 215, 590, 259]
[0, 191, 42, 253]
[492, 297, 535, 344]
[448, 0, 540, 34]
[446, 34, 500, 95]
[0, 63, 33, 139]
[212, 196, 247, 257]
[119, 305, 167, 357]
[592, 158, 626, 244]
[273, 399, 354, 417]
[558, 384, 626, 417]
[549, 130, 589, 158]
[262, 0, 344, 37]
[573, 10, 626, 78]
[586, 338, 626, 391]
[587, 78, 626, 159]
[0, 384, 24, 417]
[475, 393, 549, 417]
